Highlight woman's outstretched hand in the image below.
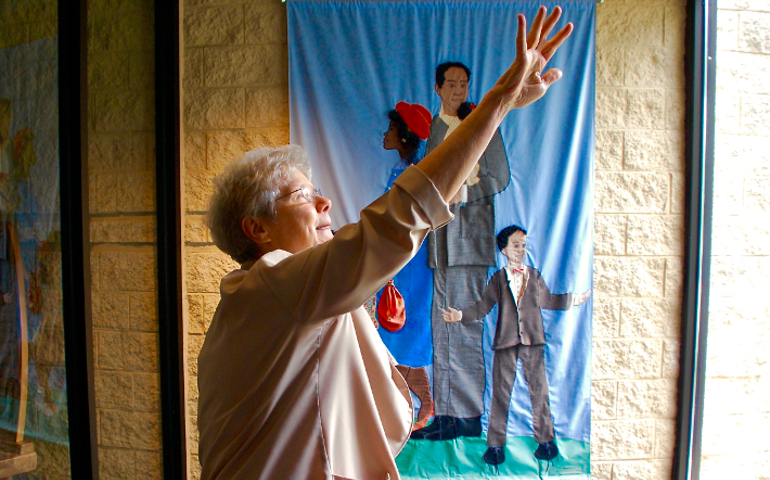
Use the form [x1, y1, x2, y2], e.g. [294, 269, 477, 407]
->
[491, 6, 574, 112]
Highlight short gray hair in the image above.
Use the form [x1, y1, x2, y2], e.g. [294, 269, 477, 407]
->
[205, 145, 312, 263]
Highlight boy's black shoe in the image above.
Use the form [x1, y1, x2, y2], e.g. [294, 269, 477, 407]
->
[534, 441, 559, 461]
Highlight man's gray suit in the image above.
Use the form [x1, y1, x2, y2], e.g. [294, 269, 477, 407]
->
[426, 115, 510, 419]
[459, 266, 573, 446]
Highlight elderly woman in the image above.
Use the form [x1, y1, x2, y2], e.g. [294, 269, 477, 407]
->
[197, 7, 572, 480]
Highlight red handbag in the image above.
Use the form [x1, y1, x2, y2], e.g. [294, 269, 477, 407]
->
[377, 279, 406, 332]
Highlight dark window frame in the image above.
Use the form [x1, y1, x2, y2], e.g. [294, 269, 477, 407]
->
[59, 0, 98, 478]
[155, 0, 187, 478]
[674, 0, 717, 479]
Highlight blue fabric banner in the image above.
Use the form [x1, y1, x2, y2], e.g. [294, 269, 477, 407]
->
[289, 1, 594, 476]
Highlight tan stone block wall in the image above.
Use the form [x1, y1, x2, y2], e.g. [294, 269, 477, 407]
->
[87, 0, 163, 477]
[590, 0, 687, 477]
[701, 2, 770, 478]
[0, 0, 58, 49]
[180, 1, 687, 478]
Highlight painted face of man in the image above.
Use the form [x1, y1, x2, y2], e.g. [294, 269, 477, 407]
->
[435, 67, 469, 117]
[501, 231, 527, 267]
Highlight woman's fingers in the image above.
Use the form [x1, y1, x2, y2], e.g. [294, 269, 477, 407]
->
[541, 22, 574, 61]
[516, 14, 528, 62]
[540, 68, 563, 87]
[526, 6, 547, 49]
[537, 6, 563, 48]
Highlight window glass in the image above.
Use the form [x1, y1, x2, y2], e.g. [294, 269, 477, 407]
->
[0, 1, 73, 477]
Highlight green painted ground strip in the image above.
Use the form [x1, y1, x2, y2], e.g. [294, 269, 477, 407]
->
[396, 435, 590, 479]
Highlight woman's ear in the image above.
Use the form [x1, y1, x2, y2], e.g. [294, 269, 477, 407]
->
[241, 216, 271, 245]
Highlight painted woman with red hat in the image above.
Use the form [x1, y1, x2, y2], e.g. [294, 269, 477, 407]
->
[382, 101, 432, 190]
[376, 101, 436, 429]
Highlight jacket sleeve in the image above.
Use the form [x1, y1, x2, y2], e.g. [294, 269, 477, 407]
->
[460, 270, 502, 322]
[256, 166, 453, 325]
[535, 269, 574, 311]
[465, 128, 510, 204]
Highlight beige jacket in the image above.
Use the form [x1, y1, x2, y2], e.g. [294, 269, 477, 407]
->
[197, 167, 453, 480]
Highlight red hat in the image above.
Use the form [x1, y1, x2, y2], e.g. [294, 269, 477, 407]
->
[395, 101, 432, 140]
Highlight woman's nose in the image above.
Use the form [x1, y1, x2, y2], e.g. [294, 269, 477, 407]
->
[317, 194, 332, 212]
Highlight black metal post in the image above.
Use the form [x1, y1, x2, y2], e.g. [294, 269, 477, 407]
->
[155, 0, 187, 478]
[58, 0, 98, 478]
[673, 1, 717, 479]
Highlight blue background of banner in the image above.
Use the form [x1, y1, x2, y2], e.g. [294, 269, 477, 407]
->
[289, 0, 594, 444]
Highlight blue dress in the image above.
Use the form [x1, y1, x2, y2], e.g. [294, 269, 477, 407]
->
[377, 150, 433, 367]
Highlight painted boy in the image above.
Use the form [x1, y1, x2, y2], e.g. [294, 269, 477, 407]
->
[442, 225, 591, 466]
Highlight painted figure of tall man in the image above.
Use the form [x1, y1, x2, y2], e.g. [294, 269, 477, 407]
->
[411, 62, 511, 440]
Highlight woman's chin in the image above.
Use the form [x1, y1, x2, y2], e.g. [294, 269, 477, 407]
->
[316, 229, 334, 243]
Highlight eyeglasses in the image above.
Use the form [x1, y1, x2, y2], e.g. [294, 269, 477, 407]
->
[276, 186, 323, 204]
